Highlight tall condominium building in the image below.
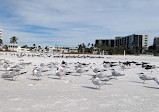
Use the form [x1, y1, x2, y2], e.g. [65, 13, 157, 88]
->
[95, 34, 149, 53]
[115, 34, 149, 50]
[0, 28, 2, 40]
[95, 39, 115, 47]
[153, 37, 159, 48]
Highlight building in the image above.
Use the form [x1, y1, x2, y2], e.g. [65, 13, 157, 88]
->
[47, 46, 78, 54]
[7, 44, 21, 52]
[47, 46, 64, 54]
[0, 28, 2, 49]
[8, 44, 30, 52]
[153, 37, 159, 49]
[95, 34, 149, 54]
[95, 39, 115, 47]
[115, 34, 149, 50]
[0, 28, 2, 40]
[68, 47, 78, 52]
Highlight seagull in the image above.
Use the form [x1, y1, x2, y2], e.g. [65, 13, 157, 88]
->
[55, 67, 66, 79]
[3, 63, 10, 71]
[103, 63, 109, 69]
[96, 71, 112, 80]
[1, 70, 26, 81]
[46, 63, 56, 70]
[153, 77, 159, 85]
[40, 63, 45, 68]
[75, 62, 89, 68]
[90, 66, 106, 74]
[137, 73, 155, 84]
[61, 61, 68, 68]
[12, 64, 25, 70]
[32, 67, 43, 80]
[19, 59, 24, 64]
[111, 69, 125, 79]
[75, 67, 89, 76]
[91, 75, 107, 89]
[121, 64, 126, 71]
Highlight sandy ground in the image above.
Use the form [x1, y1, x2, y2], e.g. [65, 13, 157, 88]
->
[0, 52, 159, 112]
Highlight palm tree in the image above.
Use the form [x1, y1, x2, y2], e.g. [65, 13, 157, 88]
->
[10, 36, 18, 44]
[38, 45, 42, 50]
[45, 46, 49, 51]
[0, 39, 3, 46]
[78, 44, 82, 53]
[33, 44, 36, 48]
[3, 45, 8, 51]
[87, 43, 90, 48]
[90, 43, 94, 54]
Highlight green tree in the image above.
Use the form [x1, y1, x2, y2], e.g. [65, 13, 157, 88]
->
[33, 44, 36, 48]
[44, 46, 49, 52]
[38, 45, 42, 50]
[21, 45, 28, 48]
[3, 45, 8, 51]
[87, 43, 90, 48]
[10, 36, 18, 44]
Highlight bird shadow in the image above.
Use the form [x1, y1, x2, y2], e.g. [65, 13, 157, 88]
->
[27, 78, 42, 81]
[0, 70, 7, 71]
[105, 83, 113, 85]
[3, 78, 17, 81]
[71, 74, 81, 76]
[82, 86, 97, 90]
[48, 77, 60, 80]
[130, 81, 146, 84]
[84, 74, 93, 76]
[46, 74, 53, 76]
[143, 86, 159, 89]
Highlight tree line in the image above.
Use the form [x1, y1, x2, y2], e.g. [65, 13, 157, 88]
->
[77, 43, 159, 55]
[0, 36, 159, 55]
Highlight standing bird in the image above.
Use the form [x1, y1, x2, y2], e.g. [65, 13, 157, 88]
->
[40, 63, 45, 69]
[111, 69, 125, 79]
[3, 63, 10, 71]
[153, 77, 159, 85]
[137, 73, 155, 84]
[90, 66, 106, 74]
[55, 67, 66, 79]
[91, 75, 107, 89]
[32, 67, 42, 80]
[96, 71, 112, 79]
[75, 67, 89, 76]
[103, 63, 110, 69]
[121, 64, 126, 71]
[1, 70, 26, 81]
[61, 61, 68, 68]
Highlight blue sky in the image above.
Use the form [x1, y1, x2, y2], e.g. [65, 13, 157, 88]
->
[0, 0, 159, 47]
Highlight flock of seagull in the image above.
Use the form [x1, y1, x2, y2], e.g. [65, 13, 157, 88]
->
[0, 52, 159, 90]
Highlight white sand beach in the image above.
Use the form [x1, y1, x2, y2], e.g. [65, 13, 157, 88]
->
[0, 52, 159, 112]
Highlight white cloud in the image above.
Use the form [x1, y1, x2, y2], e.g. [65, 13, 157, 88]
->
[0, 0, 159, 46]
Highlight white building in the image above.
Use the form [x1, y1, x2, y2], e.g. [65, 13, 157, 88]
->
[0, 28, 2, 40]
[0, 28, 2, 49]
[7, 44, 21, 52]
[68, 47, 78, 52]
[7, 44, 30, 52]
[48, 46, 64, 54]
